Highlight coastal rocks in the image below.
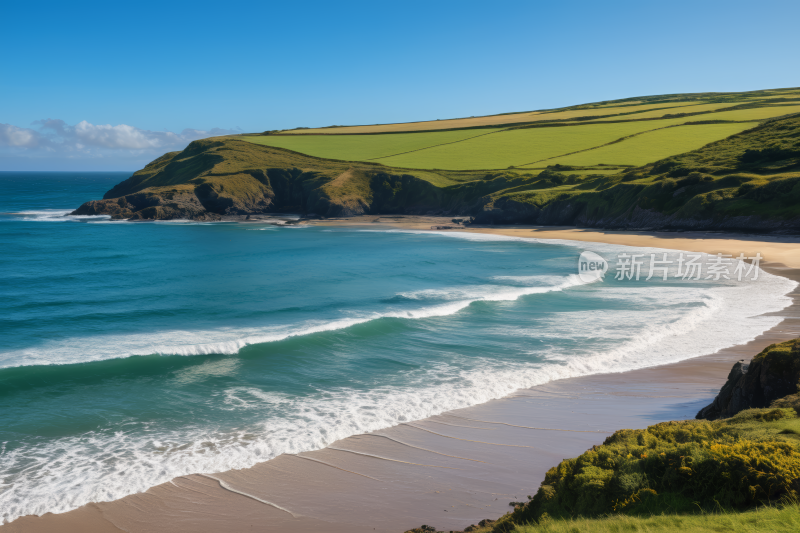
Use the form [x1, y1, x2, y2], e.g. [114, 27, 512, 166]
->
[473, 196, 542, 224]
[404, 519, 496, 533]
[696, 339, 800, 420]
[72, 190, 217, 221]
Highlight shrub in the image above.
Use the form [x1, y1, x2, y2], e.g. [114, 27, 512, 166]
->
[491, 409, 800, 532]
[740, 146, 800, 164]
[772, 393, 800, 416]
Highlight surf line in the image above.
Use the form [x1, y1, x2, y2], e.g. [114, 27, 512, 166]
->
[286, 453, 384, 482]
[422, 419, 496, 430]
[327, 446, 459, 469]
[364, 433, 487, 463]
[446, 414, 610, 433]
[402, 423, 537, 448]
[197, 473, 300, 517]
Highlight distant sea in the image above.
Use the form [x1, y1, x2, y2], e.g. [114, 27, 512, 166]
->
[0, 171, 795, 523]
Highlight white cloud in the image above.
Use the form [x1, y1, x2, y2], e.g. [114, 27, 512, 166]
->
[0, 119, 242, 155]
[0, 124, 39, 147]
[73, 121, 164, 149]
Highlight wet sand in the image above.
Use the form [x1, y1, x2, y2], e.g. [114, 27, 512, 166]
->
[4, 224, 800, 533]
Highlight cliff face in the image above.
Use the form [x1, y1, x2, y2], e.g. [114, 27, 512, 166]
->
[472, 197, 800, 232]
[72, 139, 456, 220]
[697, 339, 800, 420]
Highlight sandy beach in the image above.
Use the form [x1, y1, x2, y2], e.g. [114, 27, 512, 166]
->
[4, 222, 800, 533]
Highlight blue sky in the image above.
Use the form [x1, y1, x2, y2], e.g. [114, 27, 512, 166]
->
[1, 0, 798, 170]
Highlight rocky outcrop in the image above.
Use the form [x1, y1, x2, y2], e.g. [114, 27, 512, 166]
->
[696, 339, 800, 420]
[73, 190, 220, 221]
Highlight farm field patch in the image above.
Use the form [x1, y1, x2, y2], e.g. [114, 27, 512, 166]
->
[528, 122, 757, 167]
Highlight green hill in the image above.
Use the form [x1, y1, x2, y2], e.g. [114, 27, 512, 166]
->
[72, 88, 800, 231]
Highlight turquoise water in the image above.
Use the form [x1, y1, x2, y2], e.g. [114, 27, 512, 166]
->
[0, 172, 795, 523]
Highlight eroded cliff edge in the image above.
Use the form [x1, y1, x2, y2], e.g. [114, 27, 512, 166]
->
[697, 338, 800, 420]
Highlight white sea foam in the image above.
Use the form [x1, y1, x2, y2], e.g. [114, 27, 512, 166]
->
[0, 275, 590, 368]
[5, 209, 111, 222]
[11, 209, 73, 216]
[0, 234, 796, 524]
[398, 275, 588, 303]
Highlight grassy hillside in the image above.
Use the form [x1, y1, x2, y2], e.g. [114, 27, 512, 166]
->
[73, 89, 800, 230]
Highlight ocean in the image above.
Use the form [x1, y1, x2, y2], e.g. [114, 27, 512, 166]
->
[0, 171, 795, 524]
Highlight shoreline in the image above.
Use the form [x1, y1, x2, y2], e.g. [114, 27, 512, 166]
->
[4, 224, 800, 533]
[304, 215, 800, 269]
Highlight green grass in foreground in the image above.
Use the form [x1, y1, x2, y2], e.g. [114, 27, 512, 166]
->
[511, 503, 800, 533]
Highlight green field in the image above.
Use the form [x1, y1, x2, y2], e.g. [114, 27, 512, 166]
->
[245, 117, 755, 171]
[590, 101, 735, 121]
[592, 102, 800, 123]
[247, 118, 705, 171]
[692, 104, 800, 122]
[377, 120, 682, 169]
[244, 128, 501, 161]
[528, 122, 758, 167]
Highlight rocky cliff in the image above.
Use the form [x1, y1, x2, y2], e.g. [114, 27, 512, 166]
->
[696, 338, 800, 420]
